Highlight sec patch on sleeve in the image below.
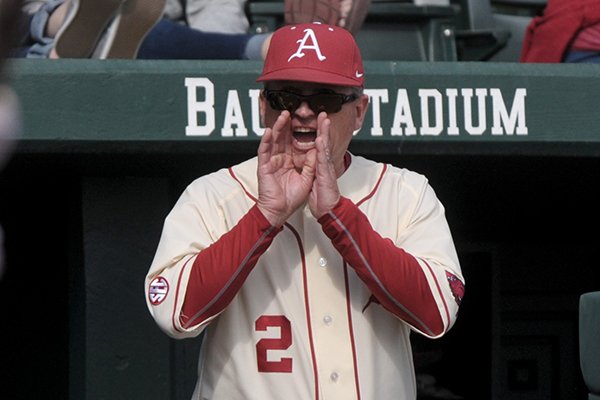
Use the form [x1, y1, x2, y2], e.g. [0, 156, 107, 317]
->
[149, 276, 169, 306]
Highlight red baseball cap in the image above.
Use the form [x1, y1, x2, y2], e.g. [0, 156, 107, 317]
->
[257, 22, 365, 87]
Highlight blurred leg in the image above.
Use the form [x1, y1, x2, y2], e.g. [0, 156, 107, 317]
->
[137, 18, 252, 60]
[102, 0, 166, 59]
[45, 0, 70, 38]
[54, 0, 124, 58]
[563, 50, 600, 63]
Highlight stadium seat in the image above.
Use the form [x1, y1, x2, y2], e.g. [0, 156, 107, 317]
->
[246, 0, 460, 61]
[354, 1, 458, 61]
[452, 0, 546, 61]
[451, 0, 511, 60]
[488, 0, 546, 61]
[246, 0, 283, 34]
[579, 291, 600, 400]
[245, 0, 540, 61]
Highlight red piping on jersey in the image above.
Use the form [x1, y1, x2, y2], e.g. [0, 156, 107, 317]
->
[420, 258, 451, 332]
[179, 167, 282, 328]
[339, 160, 385, 397]
[343, 261, 362, 399]
[320, 163, 444, 336]
[355, 163, 442, 335]
[182, 222, 280, 328]
[229, 167, 257, 201]
[228, 167, 320, 399]
[285, 223, 320, 400]
[324, 204, 440, 336]
[356, 163, 388, 207]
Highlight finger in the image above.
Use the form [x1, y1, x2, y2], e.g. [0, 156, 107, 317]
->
[301, 148, 317, 182]
[315, 117, 332, 170]
[257, 127, 273, 168]
[317, 111, 329, 141]
[271, 110, 291, 151]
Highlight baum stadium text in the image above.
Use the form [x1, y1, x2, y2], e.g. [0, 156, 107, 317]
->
[184, 77, 528, 138]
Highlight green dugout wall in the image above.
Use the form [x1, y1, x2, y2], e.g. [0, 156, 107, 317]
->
[9, 59, 600, 155]
[1, 59, 599, 400]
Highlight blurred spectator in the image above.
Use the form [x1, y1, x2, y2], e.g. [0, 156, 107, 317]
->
[11, 0, 131, 58]
[520, 0, 600, 63]
[0, 85, 19, 279]
[11, 0, 271, 60]
[0, 86, 19, 175]
[142, 0, 271, 60]
[284, 0, 372, 35]
[11, 0, 373, 61]
[137, 19, 270, 60]
[164, 0, 249, 34]
[0, 0, 24, 279]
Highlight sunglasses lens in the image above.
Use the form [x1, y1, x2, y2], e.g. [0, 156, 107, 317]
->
[267, 91, 298, 111]
[278, 92, 301, 111]
[265, 90, 353, 114]
[309, 94, 343, 114]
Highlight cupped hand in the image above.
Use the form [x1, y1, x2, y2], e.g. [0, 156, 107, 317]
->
[257, 111, 317, 227]
[309, 112, 341, 219]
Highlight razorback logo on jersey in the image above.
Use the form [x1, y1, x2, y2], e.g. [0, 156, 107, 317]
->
[446, 271, 464, 306]
[148, 276, 169, 306]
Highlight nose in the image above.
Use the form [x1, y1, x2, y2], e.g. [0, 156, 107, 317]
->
[293, 100, 315, 118]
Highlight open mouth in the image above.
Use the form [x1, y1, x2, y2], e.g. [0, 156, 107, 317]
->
[293, 129, 317, 144]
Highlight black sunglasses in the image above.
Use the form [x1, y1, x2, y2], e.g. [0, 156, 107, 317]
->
[263, 89, 358, 114]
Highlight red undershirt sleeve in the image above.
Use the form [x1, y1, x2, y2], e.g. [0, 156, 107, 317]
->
[180, 204, 282, 329]
[318, 196, 444, 336]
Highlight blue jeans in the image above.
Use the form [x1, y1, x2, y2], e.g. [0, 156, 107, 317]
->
[563, 50, 600, 64]
[137, 19, 260, 60]
[12, 0, 65, 58]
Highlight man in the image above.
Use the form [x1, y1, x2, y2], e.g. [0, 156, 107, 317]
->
[145, 22, 465, 400]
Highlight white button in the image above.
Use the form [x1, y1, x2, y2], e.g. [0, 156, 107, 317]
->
[323, 315, 332, 325]
[319, 257, 327, 267]
[330, 372, 339, 382]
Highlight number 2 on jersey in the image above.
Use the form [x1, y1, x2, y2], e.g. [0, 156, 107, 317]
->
[255, 315, 293, 373]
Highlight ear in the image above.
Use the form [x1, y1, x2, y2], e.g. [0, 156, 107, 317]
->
[259, 90, 267, 128]
[353, 94, 370, 131]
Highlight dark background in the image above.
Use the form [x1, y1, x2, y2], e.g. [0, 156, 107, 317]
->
[1, 150, 597, 399]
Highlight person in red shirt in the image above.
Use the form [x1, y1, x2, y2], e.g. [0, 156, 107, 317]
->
[520, 0, 600, 63]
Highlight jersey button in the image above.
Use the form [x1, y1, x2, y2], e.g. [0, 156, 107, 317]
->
[323, 315, 333, 325]
[318, 257, 327, 267]
[330, 372, 339, 382]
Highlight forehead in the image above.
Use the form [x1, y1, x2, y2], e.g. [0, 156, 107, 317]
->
[265, 80, 353, 93]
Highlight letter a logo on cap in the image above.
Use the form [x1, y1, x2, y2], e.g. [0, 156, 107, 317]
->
[257, 23, 364, 87]
[288, 28, 327, 62]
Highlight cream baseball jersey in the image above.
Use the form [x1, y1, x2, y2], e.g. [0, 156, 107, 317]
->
[145, 153, 464, 400]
